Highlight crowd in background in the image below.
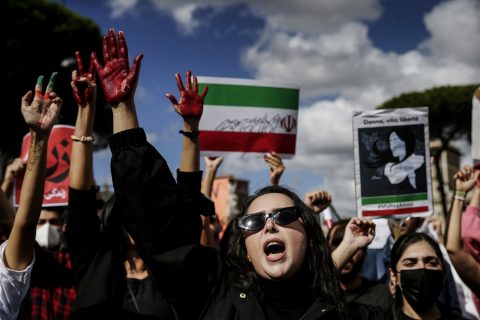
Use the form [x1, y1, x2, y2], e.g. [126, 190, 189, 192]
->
[0, 28, 479, 320]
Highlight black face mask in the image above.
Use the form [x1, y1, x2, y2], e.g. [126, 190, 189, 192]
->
[399, 268, 444, 312]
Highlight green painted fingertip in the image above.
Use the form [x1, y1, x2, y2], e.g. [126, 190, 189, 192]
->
[36, 75, 45, 86]
[47, 72, 58, 89]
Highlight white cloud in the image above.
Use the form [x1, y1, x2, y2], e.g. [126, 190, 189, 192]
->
[421, 0, 480, 67]
[242, 22, 478, 106]
[104, 0, 480, 216]
[145, 132, 159, 144]
[106, 0, 139, 18]
[109, 0, 382, 35]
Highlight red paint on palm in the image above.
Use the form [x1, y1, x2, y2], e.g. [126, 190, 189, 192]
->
[72, 51, 95, 105]
[166, 71, 208, 119]
[91, 29, 143, 105]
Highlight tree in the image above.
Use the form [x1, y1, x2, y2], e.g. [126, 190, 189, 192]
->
[377, 84, 478, 217]
[1, 0, 112, 178]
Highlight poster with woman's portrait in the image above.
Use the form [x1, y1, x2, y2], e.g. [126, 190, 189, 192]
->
[353, 107, 433, 219]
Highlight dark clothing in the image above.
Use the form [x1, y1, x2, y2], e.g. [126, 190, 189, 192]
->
[109, 128, 379, 320]
[200, 275, 340, 320]
[65, 186, 176, 319]
[394, 304, 465, 320]
[109, 128, 218, 320]
[25, 247, 76, 320]
[345, 278, 392, 311]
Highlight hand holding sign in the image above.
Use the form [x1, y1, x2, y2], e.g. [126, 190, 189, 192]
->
[21, 73, 62, 133]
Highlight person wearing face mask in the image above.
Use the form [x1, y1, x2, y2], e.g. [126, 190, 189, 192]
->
[0, 72, 63, 320]
[20, 206, 77, 320]
[35, 208, 63, 249]
[389, 232, 463, 319]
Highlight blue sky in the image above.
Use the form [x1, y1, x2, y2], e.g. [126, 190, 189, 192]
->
[62, 0, 480, 216]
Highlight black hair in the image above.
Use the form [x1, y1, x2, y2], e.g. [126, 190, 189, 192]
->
[225, 185, 345, 314]
[41, 206, 66, 224]
[390, 232, 445, 271]
[390, 232, 446, 309]
[326, 219, 350, 248]
[365, 126, 417, 169]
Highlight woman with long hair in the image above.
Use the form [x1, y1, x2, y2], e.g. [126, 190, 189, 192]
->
[389, 232, 462, 319]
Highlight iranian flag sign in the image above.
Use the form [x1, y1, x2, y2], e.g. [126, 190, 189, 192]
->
[197, 77, 299, 158]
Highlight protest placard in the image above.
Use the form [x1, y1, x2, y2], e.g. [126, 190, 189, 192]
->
[197, 77, 299, 158]
[14, 125, 75, 207]
[353, 108, 433, 219]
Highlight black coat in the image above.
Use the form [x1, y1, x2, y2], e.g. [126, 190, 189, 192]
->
[109, 128, 393, 320]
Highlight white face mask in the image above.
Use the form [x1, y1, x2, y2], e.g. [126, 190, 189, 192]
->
[35, 223, 61, 249]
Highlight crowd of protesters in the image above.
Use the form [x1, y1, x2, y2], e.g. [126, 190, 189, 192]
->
[0, 28, 479, 320]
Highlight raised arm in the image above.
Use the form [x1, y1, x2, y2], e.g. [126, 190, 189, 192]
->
[202, 156, 223, 198]
[445, 165, 480, 294]
[200, 156, 223, 248]
[166, 70, 208, 173]
[264, 152, 285, 186]
[70, 51, 97, 190]
[91, 28, 143, 134]
[0, 187, 14, 239]
[5, 73, 62, 270]
[331, 217, 375, 269]
[64, 51, 103, 264]
[1, 158, 25, 198]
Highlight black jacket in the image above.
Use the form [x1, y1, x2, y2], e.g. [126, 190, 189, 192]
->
[66, 188, 180, 319]
[109, 128, 380, 320]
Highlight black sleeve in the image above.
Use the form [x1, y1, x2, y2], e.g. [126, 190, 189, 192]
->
[109, 128, 220, 319]
[64, 187, 100, 272]
[30, 245, 75, 288]
[109, 128, 204, 255]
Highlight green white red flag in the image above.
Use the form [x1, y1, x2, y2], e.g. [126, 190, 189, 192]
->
[197, 77, 299, 158]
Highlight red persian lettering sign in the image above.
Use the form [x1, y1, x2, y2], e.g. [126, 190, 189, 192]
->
[14, 125, 75, 207]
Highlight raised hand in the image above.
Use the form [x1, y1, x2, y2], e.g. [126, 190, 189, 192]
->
[342, 218, 376, 250]
[205, 156, 223, 171]
[3, 159, 25, 184]
[71, 51, 96, 107]
[304, 190, 331, 214]
[91, 28, 143, 106]
[21, 73, 62, 133]
[453, 165, 479, 193]
[166, 70, 208, 120]
[264, 152, 285, 186]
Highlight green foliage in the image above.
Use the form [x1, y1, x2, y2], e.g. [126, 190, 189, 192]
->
[1, 0, 112, 158]
[377, 85, 478, 144]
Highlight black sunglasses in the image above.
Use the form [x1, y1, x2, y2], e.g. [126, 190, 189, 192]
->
[237, 206, 300, 231]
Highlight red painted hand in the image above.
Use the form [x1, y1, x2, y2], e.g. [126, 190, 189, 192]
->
[71, 51, 96, 107]
[91, 29, 143, 106]
[166, 70, 208, 120]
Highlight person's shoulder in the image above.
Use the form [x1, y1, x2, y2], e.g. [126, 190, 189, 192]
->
[346, 302, 389, 320]
[361, 278, 390, 293]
